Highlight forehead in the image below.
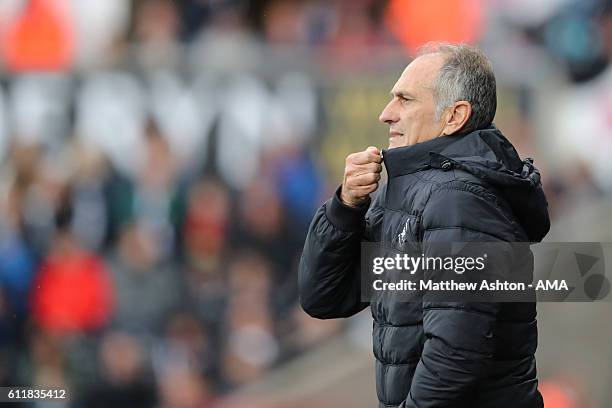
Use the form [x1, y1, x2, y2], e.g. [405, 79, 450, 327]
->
[393, 53, 446, 94]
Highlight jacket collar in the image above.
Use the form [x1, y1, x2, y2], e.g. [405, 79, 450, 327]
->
[382, 131, 469, 178]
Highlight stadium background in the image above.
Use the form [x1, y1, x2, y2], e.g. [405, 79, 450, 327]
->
[0, 0, 611, 407]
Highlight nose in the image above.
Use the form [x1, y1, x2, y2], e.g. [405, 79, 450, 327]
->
[379, 99, 399, 124]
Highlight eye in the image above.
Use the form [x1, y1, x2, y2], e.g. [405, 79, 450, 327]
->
[399, 96, 411, 103]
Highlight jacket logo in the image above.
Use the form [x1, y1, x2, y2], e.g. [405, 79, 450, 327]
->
[397, 218, 410, 246]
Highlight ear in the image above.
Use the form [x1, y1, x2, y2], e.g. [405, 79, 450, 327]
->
[441, 101, 472, 135]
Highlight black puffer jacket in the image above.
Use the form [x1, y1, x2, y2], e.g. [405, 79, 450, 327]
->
[298, 126, 550, 407]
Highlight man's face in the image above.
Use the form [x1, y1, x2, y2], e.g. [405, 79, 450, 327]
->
[379, 54, 448, 148]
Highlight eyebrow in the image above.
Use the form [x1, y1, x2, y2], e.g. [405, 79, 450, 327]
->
[390, 90, 416, 99]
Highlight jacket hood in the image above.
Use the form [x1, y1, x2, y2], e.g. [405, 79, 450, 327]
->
[383, 125, 550, 242]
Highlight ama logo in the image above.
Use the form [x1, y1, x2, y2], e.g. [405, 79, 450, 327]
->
[536, 243, 611, 301]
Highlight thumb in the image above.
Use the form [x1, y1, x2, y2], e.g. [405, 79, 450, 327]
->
[366, 146, 380, 155]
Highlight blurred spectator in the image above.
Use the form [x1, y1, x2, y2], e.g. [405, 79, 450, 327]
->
[133, 119, 181, 260]
[27, 330, 70, 397]
[236, 179, 284, 248]
[67, 142, 110, 252]
[181, 175, 230, 386]
[183, 261, 228, 352]
[233, 178, 301, 322]
[0, 219, 35, 388]
[1, 0, 74, 71]
[157, 367, 212, 408]
[289, 306, 342, 352]
[60, 140, 134, 250]
[5, 141, 68, 256]
[189, 1, 261, 73]
[176, 0, 209, 42]
[133, 0, 180, 66]
[294, 0, 339, 46]
[183, 177, 230, 272]
[331, 0, 388, 50]
[153, 312, 211, 375]
[262, 0, 305, 45]
[222, 251, 279, 386]
[30, 227, 114, 335]
[0, 288, 20, 386]
[79, 331, 157, 408]
[271, 146, 324, 230]
[385, 0, 484, 54]
[152, 312, 216, 403]
[110, 223, 183, 334]
[0, 208, 37, 318]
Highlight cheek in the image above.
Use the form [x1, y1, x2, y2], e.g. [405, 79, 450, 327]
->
[412, 106, 437, 125]
[399, 108, 425, 130]
[398, 107, 416, 127]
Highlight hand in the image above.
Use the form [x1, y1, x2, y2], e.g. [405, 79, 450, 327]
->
[340, 146, 383, 208]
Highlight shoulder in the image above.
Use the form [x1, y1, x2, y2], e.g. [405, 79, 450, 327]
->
[421, 173, 517, 241]
[417, 166, 501, 207]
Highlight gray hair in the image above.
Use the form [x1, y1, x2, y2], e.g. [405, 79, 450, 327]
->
[417, 42, 497, 134]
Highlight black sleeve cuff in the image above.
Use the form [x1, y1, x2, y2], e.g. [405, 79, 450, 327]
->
[324, 185, 369, 232]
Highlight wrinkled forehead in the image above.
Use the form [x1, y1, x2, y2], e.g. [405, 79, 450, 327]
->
[395, 53, 446, 93]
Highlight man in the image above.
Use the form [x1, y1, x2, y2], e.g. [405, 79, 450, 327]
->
[298, 43, 550, 407]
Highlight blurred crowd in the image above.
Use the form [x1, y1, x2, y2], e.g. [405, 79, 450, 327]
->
[0, 0, 611, 407]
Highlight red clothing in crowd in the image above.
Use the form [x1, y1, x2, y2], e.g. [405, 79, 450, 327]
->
[1, 0, 74, 71]
[31, 249, 114, 334]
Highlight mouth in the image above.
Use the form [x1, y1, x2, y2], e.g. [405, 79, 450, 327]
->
[389, 130, 403, 139]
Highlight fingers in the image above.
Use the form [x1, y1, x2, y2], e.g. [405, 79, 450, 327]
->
[340, 146, 383, 207]
[366, 161, 383, 174]
[351, 172, 381, 186]
[366, 146, 380, 156]
[352, 182, 379, 195]
[347, 147, 382, 165]
[366, 146, 383, 164]
[345, 162, 383, 177]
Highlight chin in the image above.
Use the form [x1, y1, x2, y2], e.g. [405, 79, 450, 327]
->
[388, 136, 408, 149]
